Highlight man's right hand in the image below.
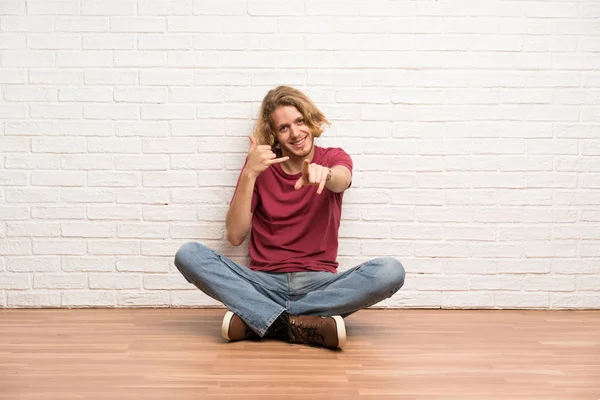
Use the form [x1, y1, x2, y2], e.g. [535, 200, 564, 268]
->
[244, 136, 289, 178]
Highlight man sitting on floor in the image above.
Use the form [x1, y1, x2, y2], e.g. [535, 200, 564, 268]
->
[174, 86, 405, 349]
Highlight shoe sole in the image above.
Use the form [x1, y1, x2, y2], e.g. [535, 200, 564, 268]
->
[331, 315, 346, 348]
[221, 311, 234, 341]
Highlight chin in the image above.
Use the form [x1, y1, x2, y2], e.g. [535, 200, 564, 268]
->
[287, 139, 313, 158]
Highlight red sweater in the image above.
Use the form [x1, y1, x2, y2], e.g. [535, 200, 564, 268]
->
[233, 146, 353, 273]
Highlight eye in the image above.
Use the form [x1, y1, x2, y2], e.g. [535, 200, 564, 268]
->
[279, 125, 288, 133]
[297, 119, 304, 125]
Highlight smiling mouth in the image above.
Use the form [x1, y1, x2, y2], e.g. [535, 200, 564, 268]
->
[291, 137, 306, 148]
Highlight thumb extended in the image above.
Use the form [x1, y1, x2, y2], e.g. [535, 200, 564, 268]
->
[294, 176, 305, 190]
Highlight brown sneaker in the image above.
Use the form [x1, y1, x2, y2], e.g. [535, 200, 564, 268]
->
[287, 315, 346, 349]
[221, 311, 259, 341]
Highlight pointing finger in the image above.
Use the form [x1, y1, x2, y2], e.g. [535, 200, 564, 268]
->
[317, 169, 328, 194]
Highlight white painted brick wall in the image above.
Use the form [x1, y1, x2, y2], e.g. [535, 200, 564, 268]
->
[1, 0, 599, 310]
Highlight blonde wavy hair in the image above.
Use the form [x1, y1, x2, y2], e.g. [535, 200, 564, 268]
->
[253, 86, 330, 147]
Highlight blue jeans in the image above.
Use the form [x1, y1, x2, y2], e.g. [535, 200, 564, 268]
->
[174, 242, 405, 337]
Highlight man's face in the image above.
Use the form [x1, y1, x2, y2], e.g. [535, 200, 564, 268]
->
[271, 105, 313, 159]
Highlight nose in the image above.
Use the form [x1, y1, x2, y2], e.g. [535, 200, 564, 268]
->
[290, 124, 301, 138]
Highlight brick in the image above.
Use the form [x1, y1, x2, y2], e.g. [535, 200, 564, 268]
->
[83, 33, 134, 49]
[496, 226, 551, 241]
[33, 239, 86, 255]
[444, 157, 496, 171]
[30, 70, 83, 85]
[523, 275, 575, 291]
[34, 273, 87, 289]
[361, 241, 413, 257]
[110, 17, 166, 32]
[0, 0, 24, 14]
[118, 223, 168, 239]
[140, 69, 194, 85]
[523, 243, 578, 258]
[7, 222, 61, 237]
[5, 86, 57, 102]
[6, 121, 58, 136]
[528, 139, 578, 155]
[59, 88, 112, 102]
[391, 190, 444, 206]
[444, 226, 496, 241]
[143, 206, 197, 222]
[170, 223, 222, 239]
[442, 292, 495, 309]
[84, 104, 139, 120]
[151, 173, 199, 189]
[498, 190, 552, 206]
[62, 291, 117, 307]
[141, 105, 195, 120]
[414, 275, 470, 291]
[87, 172, 139, 187]
[171, 155, 224, 170]
[116, 189, 169, 205]
[8, 291, 61, 307]
[223, 17, 277, 33]
[117, 257, 169, 273]
[56, 17, 108, 32]
[87, 205, 140, 221]
[30, 104, 82, 119]
[416, 243, 469, 258]
[143, 274, 192, 290]
[116, 121, 169, 137]
[31, 171, 85, 187]
[61, 154, 114, 171]
[495, 292, 549, 309]
[60, 188, 115, 203]
[167, 16, 223, 32]
[554, 191, 600, 206]
[114, 87, 167, 103]
[550, 294, 600, 309]
[0, 69, 27, 84]
[84, 69, 137, 85]
[118, 291, 170, 307]
[31, 206, 85, 220]
[1, 16, 53, 32]
[63, 257, 115, 272]
[141, 241, 186, 256]
[0, 274, 30, 289]
[115, 155, 168, 171]
[171, 290, 220, 307]
[443, 260, 497, 275]
[580, 243, 600, 258]
[62, 222, 115, 238]
[87, 138, 141, 154]
[391, 225, 442, 240]
[248, 1, 303, 16]
[5, 155, 60, 170]
[171, 189, 223, 204]
[82, 0, 136, 16]
[170, 120, 225, 137]
[87, 240, 139, 255]
[57, 51, 112, 67]
[26, 0, 79, 14]
[27, 33, 80, 49]
[5, 188, 59, 203]
[142, 138, 197, 154]
[89, 273, 141, 289]
[7, 257, 61, 273]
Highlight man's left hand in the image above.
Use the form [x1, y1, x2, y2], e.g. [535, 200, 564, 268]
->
[294, 159, 331, 195]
